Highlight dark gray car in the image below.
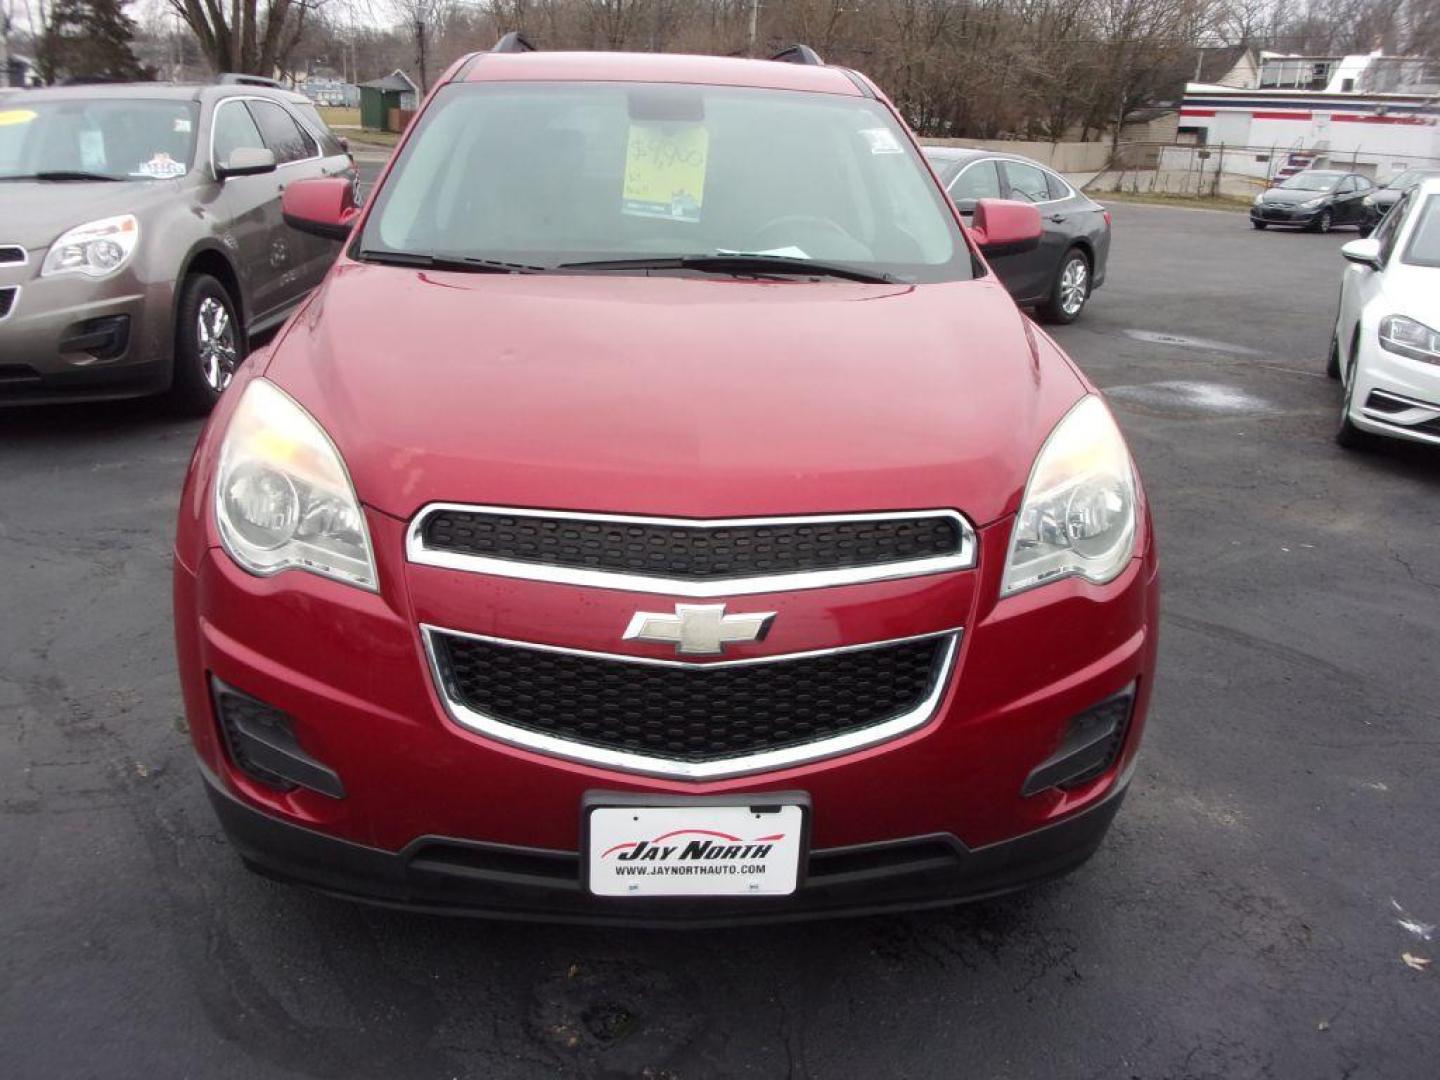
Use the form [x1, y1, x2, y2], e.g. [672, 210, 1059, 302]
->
[923, 147, 1110, 323]
[0, 79, 355, 411]
[1370, 168, 1440, 219]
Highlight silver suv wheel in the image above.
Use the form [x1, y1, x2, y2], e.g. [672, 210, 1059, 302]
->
[197, 296, 239, 391]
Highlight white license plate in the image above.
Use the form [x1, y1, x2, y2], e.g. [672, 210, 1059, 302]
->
[587, 804, 805, 897]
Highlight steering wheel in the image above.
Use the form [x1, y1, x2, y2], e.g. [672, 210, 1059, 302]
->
[746, 214, 867, 258]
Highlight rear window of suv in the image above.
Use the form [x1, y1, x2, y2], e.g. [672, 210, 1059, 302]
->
[361, 81, 971, 283]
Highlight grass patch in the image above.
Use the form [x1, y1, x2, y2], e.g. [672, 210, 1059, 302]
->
[317, 106, 360, 128]
[344, 129, 402, 150]
[1089, 189, 1253, 213]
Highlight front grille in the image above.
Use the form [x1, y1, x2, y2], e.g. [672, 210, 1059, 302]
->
[0, 246, 24, 266]
[429, 631, 950, 768]
[0, 287, 17, 321]
[418, 508, 966, 581]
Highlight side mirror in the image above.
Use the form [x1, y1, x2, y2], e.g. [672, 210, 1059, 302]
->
[1340, 237, 1382, 269]
[970, 198, 1042, 256]
[282, 176, 360, 241]
[216, 147, 277, 179]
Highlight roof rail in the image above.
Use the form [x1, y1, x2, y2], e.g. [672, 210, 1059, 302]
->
[771, 44, 824, 66]
[216, 73, 285, 89]
[492, 31, 537, 53]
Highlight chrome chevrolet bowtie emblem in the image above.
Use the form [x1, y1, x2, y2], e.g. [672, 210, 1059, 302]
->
[623, 603, 776, 656]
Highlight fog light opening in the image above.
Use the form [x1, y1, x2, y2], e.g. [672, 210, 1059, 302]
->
[210, 677, 345, 798]
[1021, 683, 1136, 797]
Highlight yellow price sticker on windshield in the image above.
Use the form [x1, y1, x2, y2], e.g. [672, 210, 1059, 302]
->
[622, 122, 708, 223]
[0, 109, 38, 127]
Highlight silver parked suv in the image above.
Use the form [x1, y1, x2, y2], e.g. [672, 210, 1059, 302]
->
[0, 77, 355, 411]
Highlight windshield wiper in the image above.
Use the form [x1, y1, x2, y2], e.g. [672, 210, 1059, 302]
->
[559, 253, 895, 284]
[356, 249, 544, 274]
[1, 171, 124, 182]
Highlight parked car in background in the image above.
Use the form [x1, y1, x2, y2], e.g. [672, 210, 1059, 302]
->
[1368, 168, 1440, 219]
[0, 78, 355, 411]
[1329, 176, 1440, 449]
[174, 40, 1158, 925]
[1250, 170, 1377, 234]
[923, 147, 1110, 323]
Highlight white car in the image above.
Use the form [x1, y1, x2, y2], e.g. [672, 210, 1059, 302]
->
[1330, 177, 1440, 449]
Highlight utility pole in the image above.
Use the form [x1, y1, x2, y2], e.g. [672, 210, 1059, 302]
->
[415, 16, 427, 93]
[747, 0, 758, 57]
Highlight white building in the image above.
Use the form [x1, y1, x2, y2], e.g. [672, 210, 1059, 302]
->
[1179, 51, 1440, 184]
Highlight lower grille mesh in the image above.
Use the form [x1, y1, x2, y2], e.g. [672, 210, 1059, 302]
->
[431, 632, 949, 764]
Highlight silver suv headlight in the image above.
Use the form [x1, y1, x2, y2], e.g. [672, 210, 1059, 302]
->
[1379, 316, 1440, 365]
[41, 215, 140, 278]
[214, 379, 378, 590]
[1002, 395, 1138, 596]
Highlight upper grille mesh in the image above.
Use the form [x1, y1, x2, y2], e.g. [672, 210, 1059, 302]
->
[419, 509, 964, 580]
[0, 288, 16, 320]
[431, 632, 948, 764]
[0, 247, 24, 266]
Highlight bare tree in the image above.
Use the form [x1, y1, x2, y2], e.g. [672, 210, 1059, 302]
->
[166, 0, 326, 75]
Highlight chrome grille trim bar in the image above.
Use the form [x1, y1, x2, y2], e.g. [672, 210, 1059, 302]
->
[405, 504, 977, 597]
[421, 624, 961, 780]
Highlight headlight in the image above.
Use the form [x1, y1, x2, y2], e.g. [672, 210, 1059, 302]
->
[1300, 197, 1325, 209]
[41, 215, 139, 278]
[1002, 395, 1137, 596]
[214, 379, 378, 590]
[1362, 195, 1375, 206]
[1253, 194, 1265, 206]
[1379, 316, 1440, 365]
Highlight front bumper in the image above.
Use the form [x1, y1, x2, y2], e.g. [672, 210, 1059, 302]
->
[1250, 205, 1321, 226]
[202, 760, 1130, 925]
[1347, 333, 1440, 447]
[176, 502, 1159, 922]
[0, 257, 174, 405]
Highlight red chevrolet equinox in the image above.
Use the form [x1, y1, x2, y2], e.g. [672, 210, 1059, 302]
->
[173, 39, 1159, 924]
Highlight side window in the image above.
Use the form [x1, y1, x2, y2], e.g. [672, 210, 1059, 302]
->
[1354, 176, 1373, 192]
[247, 100, 318, 165]
[1001, 161, 1050, 203]
[292, 102, 347, 157]
[1044, 170, 1071, 200]
[948, 160, 1001, 207]
[1336, 177, 1356, 194]
[212, 100, 265, 167]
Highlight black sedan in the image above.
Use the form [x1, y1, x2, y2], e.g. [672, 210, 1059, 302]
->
[1250, 170, 1378, 234]
[923, 147, 1111, 323]
[1369, 168, 1440, 218]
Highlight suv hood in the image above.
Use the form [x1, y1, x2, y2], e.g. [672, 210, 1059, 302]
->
[264, 263, 1086, 525]
[1, 178, 181, 250]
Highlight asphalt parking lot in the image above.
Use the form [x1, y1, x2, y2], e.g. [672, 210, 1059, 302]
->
[3, 197, 1438, 1079]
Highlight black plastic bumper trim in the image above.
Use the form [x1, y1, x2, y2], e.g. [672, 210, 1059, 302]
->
[200, 767, 1128, 927]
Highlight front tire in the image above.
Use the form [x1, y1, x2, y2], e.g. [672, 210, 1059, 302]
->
[1251, 220, 1268, 230]
[1326, 335, 1340, 379]
[1037, 248, 1090, 324]
[169, 273, 244, 416]
[1335, 352, 1378, 450]
[1310, 209, 1333, 234]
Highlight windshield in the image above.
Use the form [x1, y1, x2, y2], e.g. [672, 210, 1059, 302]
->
[0, 99, 198, 181]
[1385, 169, 1437, 191]
[360, 82, 969, 282]
[1278, 172, 1341, 192]
[1402, 195, 1440, 268]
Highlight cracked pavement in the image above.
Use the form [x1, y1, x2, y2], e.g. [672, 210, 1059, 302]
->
[2, 200, 1437, 1078]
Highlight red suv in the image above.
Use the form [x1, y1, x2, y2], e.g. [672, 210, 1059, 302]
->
[173, 39, 1159, 923]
